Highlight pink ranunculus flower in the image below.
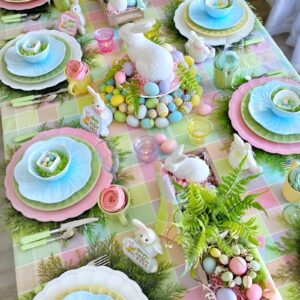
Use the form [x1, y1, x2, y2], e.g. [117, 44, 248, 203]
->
[65, 60, 88, 80]
[100, 185, 126, 213]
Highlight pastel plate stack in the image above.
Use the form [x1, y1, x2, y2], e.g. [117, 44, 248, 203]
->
[0, 30, 82, 91]
[229, 77, 300, 154]
[0, 0, 48, 11]
[174, 0, 255, 45]
[5, 128, 113, 222]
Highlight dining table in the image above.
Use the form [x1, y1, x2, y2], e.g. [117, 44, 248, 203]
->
[0, 0, 299, 299]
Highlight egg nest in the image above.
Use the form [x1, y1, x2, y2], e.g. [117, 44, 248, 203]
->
[19, 42, 48, 56]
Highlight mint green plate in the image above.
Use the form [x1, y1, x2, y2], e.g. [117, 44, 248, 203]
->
[241, 91, 300, 143]
[14, 137, 101, 211]
[2, 36, 71, 84]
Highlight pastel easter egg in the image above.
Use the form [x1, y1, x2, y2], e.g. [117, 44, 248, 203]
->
[118, 103, 128, 113]
[105, 93, 113, 101]
[126, 115, 139, 128]
[155, 117, 169, 128]
[160, 95, 173, 105]
[246, 284, 262, 300]
[168, 111, 182, 123]
[154, 133, 167, 145]
[243, 275, 253, 289]
[184, 55, 194, 67]
[249, 260, 261, 272]
[171, 50, 185, 63]
[180, 102, 193, 115]
[246, 254, 254, 262]
[127, 0, 137, 7]
[113, 89, 120, 95]
[215, 266, 225, 273]
[201, 256, 216, 274]
[229, 280, 236, 288]
[146, 98, 159, 109]
[114, 71, 126, 84]
[221, 271, 233, 282]
[114, 111, 126, 123]
[219, 254, 229, 265]
[172, 88, 184, 98]
[198, 103, 212, 116]
[182, 94, 192, 102]
[106, 79, 115, 85]
[140, 118, 154, 129]
[216, 288, 237, 300]
[160, 139, 177, 154]
[147, 109, 158, 119]
[234, 276, 242, 285]
[210, 248, 221, 258]
[174, 97, 183, 107]
[162, 43, 174, 52]
[136, 105, 147, 119]
[99, 83, 106, 92]
[156, 103, 169, 117]
[123, 62, 134, 76]
[111, 95, 125, 107]
[232, 244, 241, 256]
[127, 103, 136, 114]
[139, 97, 145, 104]
[168, 102, 176, 112]
[159, 80, 171, 94]
[191, 95, 201, 107]
[105, 85, 114, 93]
[144, 82, 160, 96]
[229, 257, 247, 276]
[248, 271, 257, 279]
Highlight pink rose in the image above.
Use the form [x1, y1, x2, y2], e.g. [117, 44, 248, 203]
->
[65, 60, 88, 80]
[100, 185, 127, 213]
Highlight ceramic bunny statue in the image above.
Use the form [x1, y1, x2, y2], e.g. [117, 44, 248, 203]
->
[70, 0, 86, 35]
[228, 134, 262, 174]
[185, 31, 215, 63]
[164, 145, 210, 182]
[119, 18, 175, 82]
[108, 0, 128, 13]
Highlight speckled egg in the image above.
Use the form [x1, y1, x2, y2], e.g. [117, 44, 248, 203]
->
[172, 88, 184, 98]
[232, 245, 241, 256]
[168, 102, 176, 112]
[114, 111, 127, 123]
[123, 62, 134, 76]
[126, 115, 139, 127]
[155, 117, 169, 128]
[229, 257, 247, 276]
[243, 275, 253, 289]
[154, 133, 167, 145]
[111, 95, 125, 107]
[180, 102, 193, 115]
[168, 111, 182, 123]
[114, 71, 126, 84]
[198, 103, 212, 116]
[160, 139, 177, 154]
[182, 94, 192, 102]
[160, 95, 173, 105]
[105, 93, 113, 101]
[162, 43, 174, 52]
[246, 284, 262, 300]
[146, 98, 159, 109]
[216, 288, 237, 300]
[127, 0, 137, 7]
[136, 105, 147, 119]
[221, 271, 233, 282]
[127, 103, 136, 115]
[174, 97, 183, 107]
[140, 118, 154, 129]
[118, 103, 128, 113]
[105, 85, 114, 93]
[147, 109, 158, 119]
[249, 260, 261, 272]
[219, 254, 229, 265]
[202, 256, 216, 274]
[184, 55, 194, 67]
[138, 97, 145, 104]
[144, 82, 160, 96]
[210, 248, 221, 258]
[159, 80, 171, 94]
[157, 103, 169, 117]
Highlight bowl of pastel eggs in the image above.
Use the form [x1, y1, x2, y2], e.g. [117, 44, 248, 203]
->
[204, 0, 233, 18]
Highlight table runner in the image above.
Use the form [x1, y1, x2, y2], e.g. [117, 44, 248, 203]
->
[0, 0, 298, 298]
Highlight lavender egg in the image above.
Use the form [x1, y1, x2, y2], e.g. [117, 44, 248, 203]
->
[159, 80, 171, 94]
[216, 288, 237, 300]
[160, 95, 173, 105]
[123, 62, 134, 76]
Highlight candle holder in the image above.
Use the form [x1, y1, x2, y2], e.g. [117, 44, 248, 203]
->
[94, 28, 114, 54]
[187, 116, 213, 145]
[134, 135, 158, 162]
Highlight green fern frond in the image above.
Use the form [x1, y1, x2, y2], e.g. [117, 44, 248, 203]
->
[104, 58, 129, 82]
[123, 79, 141, 114]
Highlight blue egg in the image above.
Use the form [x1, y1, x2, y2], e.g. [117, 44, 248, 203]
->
[127, 0, 137, 6]
[140, 118, 154, 129]
[144, 82, 160, 97]
[159, 80, 171, 94]
[182, 94, 191, 102]
[106, 79, 115, 85]
[168, 111, 182, 123]
[172, 88, 184, 98]
[138, 97, 145, 104]
[216, 288, 237, 300]
[160, 95, 173, 105]
[168, 102, 176, 112]
[105, 93, 112, 101]
[202, 257, 217, 274]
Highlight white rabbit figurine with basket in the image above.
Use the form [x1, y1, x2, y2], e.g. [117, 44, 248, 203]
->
[70, 0, 86, 35]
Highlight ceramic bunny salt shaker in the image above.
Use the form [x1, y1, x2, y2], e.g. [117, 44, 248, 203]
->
[164, 145, 210, 182]
[228, 134, 262, 174]
[108, 0, 128, 13]
[70, 0, 86, 35]
[185, 31, 215, 63]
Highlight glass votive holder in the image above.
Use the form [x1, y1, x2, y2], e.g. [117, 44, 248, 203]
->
[94, 28, 114, 54]
[134, 135, 158, 163]
[187, 116, 213, 145]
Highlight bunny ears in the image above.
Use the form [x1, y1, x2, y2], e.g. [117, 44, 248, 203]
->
[130, 18, 156, 34]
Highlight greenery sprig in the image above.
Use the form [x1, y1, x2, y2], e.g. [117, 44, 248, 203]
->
[104, 58, 129, 82]
[123, 78, 141, 114]
[177, 62, 202, 95]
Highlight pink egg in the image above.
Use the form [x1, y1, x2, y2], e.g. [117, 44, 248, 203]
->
[160, 139, 177, 154]
[229, 257, 247, 275]
[246, 284, 263, 300]
[154, 133, 167, 145]
[197, 103, 212, 116]
[114, 71, 126, 84]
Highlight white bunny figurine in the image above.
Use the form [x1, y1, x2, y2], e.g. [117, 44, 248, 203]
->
[132, 219, 163, 258]
[185, 31, 215, 63]
[87, 86, 113, 137]
[164, 145, 210, 182]
[228, 134, 262, 174]
[108, 0, 128, 13]
[70, 0, 86, 35]
[119, 18, 175, 82]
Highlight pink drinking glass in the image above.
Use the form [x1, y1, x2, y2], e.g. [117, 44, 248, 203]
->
[94, 28, 114, 53]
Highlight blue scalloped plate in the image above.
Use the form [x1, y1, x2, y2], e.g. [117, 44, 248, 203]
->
[63, 291, 113, 300]
[14, 137, 92, 204]
[248, 81, 300, 135]
[188, 0, 245, 30]
[4, 36, 66, 77]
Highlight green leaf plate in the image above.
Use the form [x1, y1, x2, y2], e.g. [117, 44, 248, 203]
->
[2, 36, 71, 84]
[13, 137, 101, 211]
[241, 91, 300, 143]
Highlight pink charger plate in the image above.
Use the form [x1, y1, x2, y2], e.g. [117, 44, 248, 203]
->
[229, 76, 300, 155]
[0, 0, 48, 10]
[5, 128, 113, 222]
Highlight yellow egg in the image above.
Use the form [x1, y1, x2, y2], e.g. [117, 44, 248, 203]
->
[174, 97, 183, 106]
[127, 103, 136, 114]
[184, 55, 194, 67]
[191, 95, 201, 107]
[210, 248, 221, 258]
[105, 85, 114, 93]
[156, 103, 169, 118]
[111, 95, 125, 107]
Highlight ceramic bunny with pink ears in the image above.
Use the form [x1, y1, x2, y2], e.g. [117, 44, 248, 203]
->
[70, 0, 86, 35]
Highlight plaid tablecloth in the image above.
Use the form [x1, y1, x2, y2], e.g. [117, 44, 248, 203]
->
[0, 0, 299, 298]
